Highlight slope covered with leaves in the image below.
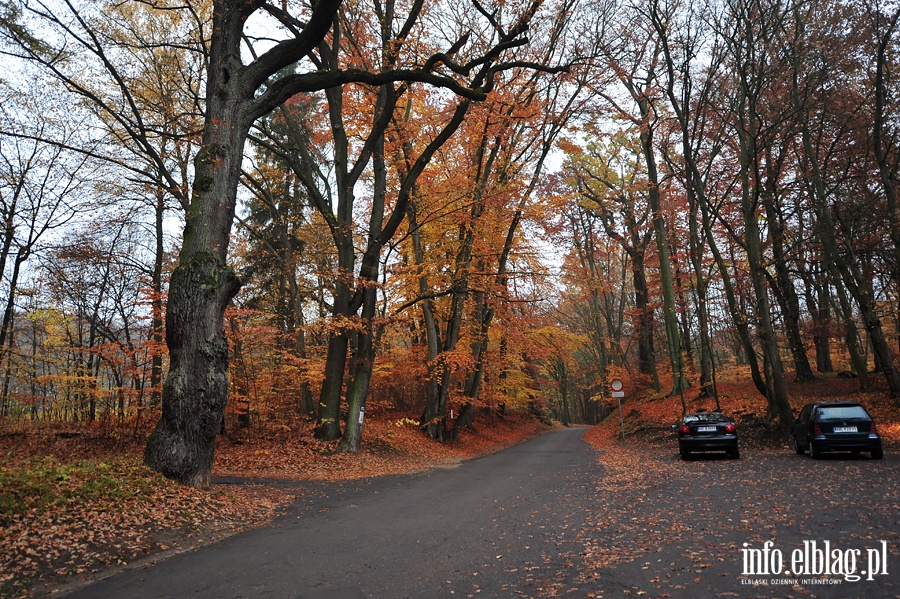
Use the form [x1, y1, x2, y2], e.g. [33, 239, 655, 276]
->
[585, 369, 900, 450]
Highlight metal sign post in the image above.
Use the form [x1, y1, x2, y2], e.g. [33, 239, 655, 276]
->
[611, 378, 625, 440]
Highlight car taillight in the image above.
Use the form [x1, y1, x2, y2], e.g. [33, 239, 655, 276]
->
[869, 421, 878, 434]
[679, 425, 690, 434]
[725, 423, 736, 433]
[813, 423, 823, 435]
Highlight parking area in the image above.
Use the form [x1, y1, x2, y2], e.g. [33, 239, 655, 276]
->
[576, 439, 899, 598]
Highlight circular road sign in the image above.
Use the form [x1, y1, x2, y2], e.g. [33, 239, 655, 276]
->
[610, 378, 624, 392]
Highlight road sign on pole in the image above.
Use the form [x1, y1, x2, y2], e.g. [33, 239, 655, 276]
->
[611, 379, 625, 439]
[610, 378, 624, 398]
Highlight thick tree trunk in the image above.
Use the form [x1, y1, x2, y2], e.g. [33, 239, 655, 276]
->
[633, 259, 659, 389]
[144, 251, 240, 487]
[145, 2, 254, 485]
[145, 194, 241, 483]
[814, 335, 833, 374]
[316, 322, 349, 440]
[338, 289, 376, 453]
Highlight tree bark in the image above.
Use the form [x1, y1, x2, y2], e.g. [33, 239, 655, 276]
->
[144, 252, 240, 487]
[801, 265, 834, 374]
[737, 119, 792, 428]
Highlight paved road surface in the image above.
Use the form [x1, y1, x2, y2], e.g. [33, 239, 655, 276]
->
[66, 427, 596, 598]
[63, 427, 898, 599]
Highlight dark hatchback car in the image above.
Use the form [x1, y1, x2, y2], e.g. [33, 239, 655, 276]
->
[675, 412, 739, 460]
[792, 401, 883, 459]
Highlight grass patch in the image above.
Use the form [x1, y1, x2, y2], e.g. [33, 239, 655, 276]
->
[0, 455, 164, 525]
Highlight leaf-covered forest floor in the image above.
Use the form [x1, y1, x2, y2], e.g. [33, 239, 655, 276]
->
[2, 371, 898, 598]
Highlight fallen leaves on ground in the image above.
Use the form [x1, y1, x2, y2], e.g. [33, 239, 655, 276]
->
[213, 411, 546, 480]
[0, 456, 291, 598]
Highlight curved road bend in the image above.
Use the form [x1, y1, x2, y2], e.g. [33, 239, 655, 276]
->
[65, 426, 598, 599]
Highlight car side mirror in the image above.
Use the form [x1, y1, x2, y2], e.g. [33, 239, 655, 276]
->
[671, 424, 678, 430]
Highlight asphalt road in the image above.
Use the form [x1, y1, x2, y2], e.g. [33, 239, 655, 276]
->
[62, 427, 899, 599]
[64, 427, 597, 599]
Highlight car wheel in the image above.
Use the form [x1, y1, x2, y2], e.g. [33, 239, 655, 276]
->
[793, 437, 804, 455]
[680, 448, 691, 461]
[730, 448, 740, 459]
[809, 439, 821, 460]
[871, 447, 884, 460]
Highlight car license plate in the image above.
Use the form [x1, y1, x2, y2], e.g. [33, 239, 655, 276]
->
[833, 426, 857, 433]
[697, 426, 717, 432]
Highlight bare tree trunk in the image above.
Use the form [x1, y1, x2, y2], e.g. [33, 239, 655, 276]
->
[316, 302, 350, 440]
[832, 276, 870, 389]
[801, 266, 834, 373]
[761, 155, 815, 382]
[144, 251, 240, 487]
[407, 200, 441, 428]
[338, 288, 377, 453]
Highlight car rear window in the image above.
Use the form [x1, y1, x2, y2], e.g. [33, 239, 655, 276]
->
[816, 406, 869, 420]
[685, 413, 727, 423]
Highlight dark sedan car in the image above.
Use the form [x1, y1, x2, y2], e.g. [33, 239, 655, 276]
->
[792, 401, 883, 459]
[675, 412, 739, 460]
